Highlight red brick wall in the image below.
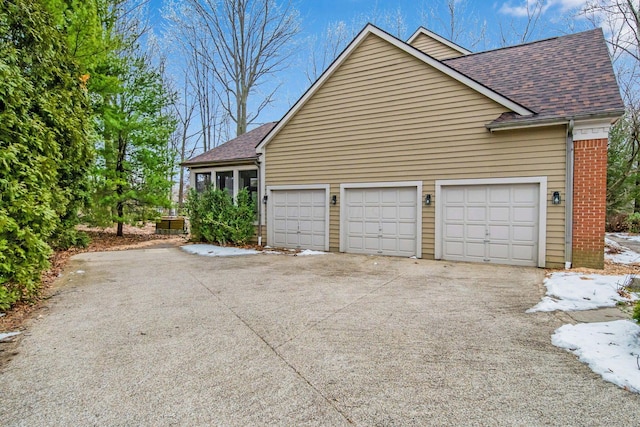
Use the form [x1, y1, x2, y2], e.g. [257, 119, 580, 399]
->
[572, 138, 607, 269]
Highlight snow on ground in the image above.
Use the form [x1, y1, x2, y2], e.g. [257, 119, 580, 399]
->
[181, 245, 260, 257]
[296, 249, 327, 256]
[553, 320, 640, 393]
[605, 237, 640, 264]
[0, 332, 20, 342]
[527, 272, 637, 313]
[611, 232, 640, 243]
[180, 245, 323, 257]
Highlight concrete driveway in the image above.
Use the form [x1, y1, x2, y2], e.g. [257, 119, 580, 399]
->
[1, 247, 639, 426]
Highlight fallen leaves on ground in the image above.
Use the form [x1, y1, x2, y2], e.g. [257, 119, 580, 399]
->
[0, 223, 186, 332]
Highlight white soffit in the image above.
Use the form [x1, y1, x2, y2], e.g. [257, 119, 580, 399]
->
[257, 24, 533, 153]
[573, 119, 612, 141]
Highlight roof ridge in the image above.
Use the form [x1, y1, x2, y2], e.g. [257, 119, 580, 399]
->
[444, 28, 603, 61]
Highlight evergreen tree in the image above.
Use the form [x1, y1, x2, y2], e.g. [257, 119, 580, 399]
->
[0, 0, 93, 309]
[89, 54, 177, 236]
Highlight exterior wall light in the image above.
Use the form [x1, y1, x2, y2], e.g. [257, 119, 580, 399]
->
[331, 195, 337, 205]
[262, 195, 268, 204]
[425, 194, 431, 206]
[552, 191, 561, 205]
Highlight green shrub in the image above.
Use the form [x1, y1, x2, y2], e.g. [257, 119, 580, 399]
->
[625, 212, 640, 233]
[185, 187, 256, 245]
[633, 301, 640, 323]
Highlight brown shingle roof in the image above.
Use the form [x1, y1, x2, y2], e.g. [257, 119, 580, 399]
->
[443, 28, 624, 127]
[183, 122, 276, 166]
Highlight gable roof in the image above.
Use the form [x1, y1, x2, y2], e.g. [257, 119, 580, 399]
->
[444, 28, 624, 129]
[258, 24, 533, 152]
[407, 27, 471, 56]
[183, 122, 276, 167]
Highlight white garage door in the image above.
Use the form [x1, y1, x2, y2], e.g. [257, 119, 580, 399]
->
[270, 189, 327, 251]
[441, 184, 539, 266]
[344, 187, 417, 257]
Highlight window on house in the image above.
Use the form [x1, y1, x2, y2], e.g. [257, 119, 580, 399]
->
[239, 169, 258, 211]
[195, 173, 211, 192]
[216, 171, 234, 195]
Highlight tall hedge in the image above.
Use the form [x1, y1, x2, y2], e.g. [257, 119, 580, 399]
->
[0, 0, 93, 310]
[185, 188, 256, 245]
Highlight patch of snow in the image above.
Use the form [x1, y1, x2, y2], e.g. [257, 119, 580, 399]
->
[0, 331, 20, 342]
[76, 270, 85, 274]
[552, 320, 640, 393]
[527, 273, 637, 313]
[611, 233, 640, 242]
[296, 249, 327, 256]
[605, 238, 640, 265]
[181, 244, 260, 257]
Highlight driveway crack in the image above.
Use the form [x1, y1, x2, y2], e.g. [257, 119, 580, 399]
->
[189, 273, 355, 425]
[275, 274, 402, 350]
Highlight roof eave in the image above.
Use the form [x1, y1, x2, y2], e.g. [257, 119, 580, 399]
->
[486, 110, 625, 131]
[181, 157, 258, 168]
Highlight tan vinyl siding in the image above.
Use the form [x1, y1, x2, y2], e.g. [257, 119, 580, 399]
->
[409, 33, 464, 59]
[265, 33, 566, 267]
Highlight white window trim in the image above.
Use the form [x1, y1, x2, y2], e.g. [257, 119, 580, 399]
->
[190, 166, 257, 196]
[339, 181, 423, 258]
[266, 184, 330, 252]
[434, 176, 548, 268]
[190, 165, 259, 224]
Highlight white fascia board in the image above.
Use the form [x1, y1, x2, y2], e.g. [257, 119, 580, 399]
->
[257, 24, 533, 154]
[407, 27, 472, 55]
[573, 118, 613, 141]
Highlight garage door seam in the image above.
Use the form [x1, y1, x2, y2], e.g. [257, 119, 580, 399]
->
[189, 273, 355, 425]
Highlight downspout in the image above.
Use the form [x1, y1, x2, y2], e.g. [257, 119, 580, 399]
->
[565, 119, 575, 269]
[255, 158, 263, 246]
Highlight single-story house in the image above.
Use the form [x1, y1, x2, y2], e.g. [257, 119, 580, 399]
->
[184, 24, 624, 269]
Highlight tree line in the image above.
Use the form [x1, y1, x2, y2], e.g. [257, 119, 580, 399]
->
[0, 0, 176, 310]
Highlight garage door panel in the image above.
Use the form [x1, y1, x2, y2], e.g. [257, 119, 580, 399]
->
[488, 225, 510, 240]
[365, 206, 380, 218]
[365, 191, 380, 203]
[513, 207, 536, 221]
[512, 245, 535, 261]
[398, 206, 416, 220]
[467, 188, 486, 203]
[345, 187, 417, 257]
[445, 188, 465, 203]
[489, 187, 510, 203]
[489, 206, 510, 221]
[467, 207, 486, 221]
[381, 206, 397, 219]
[488, 243, 509, 259]
[445, 223, 464, 239]
[348, 206, 363, 219]
[381, 222, 397, 235]
[513, 226, 535, 241]
[442, 184, 539, 266]
[466, 242, 485, 258]
[446, 206, 464, 221]
[466, 224, 486, 240]
[364, 237, 379, 251]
